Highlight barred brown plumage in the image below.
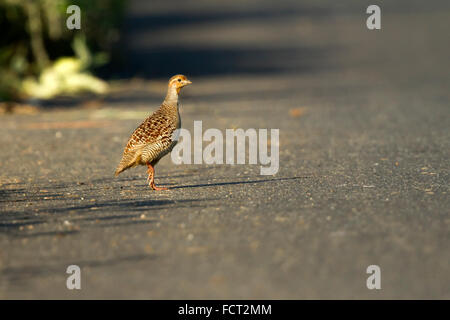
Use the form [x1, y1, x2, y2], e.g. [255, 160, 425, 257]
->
[114, 75, 192, 190]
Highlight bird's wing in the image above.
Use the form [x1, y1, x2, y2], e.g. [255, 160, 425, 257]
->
[124, 110, 173, 153]
[115, 109, 175, 175]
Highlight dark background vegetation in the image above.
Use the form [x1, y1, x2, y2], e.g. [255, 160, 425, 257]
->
[0, 0, 125, 101]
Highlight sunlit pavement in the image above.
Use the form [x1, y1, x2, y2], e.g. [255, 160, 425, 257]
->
[0, 1, 449, 299]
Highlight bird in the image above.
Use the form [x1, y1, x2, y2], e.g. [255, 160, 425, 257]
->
[115, 75, 192, 190]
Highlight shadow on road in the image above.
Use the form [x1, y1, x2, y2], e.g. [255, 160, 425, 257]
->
[171, 176, 310, 189]
[109, 1, 336, 78]
[0, 180, 215, 237]
[2, 253, 157, 282]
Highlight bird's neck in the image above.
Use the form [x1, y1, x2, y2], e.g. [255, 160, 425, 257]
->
[164, 85, 179, 106]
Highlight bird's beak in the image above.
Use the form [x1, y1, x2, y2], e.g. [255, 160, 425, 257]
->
[184, 79, 192, 86]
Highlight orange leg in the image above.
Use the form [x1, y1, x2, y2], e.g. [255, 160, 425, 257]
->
[146, 163, 168, 191]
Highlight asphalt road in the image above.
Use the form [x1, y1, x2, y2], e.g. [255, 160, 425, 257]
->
[0, 0, 449, 299]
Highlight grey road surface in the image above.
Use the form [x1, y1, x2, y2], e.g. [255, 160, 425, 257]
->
[0, 0, 449, 299]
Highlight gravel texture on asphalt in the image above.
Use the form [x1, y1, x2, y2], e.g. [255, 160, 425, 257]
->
[0, 0, 449, 298]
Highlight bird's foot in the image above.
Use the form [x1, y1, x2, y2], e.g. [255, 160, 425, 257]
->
[146, 163, 168, 190]
[150, 183, 169, 191]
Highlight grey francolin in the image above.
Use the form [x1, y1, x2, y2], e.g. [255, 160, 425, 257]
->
[115, 75, 192, 190]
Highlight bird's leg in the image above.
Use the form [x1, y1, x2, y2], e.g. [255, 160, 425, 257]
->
[146, 163, 168, 191]
[146, 163, 155, 187]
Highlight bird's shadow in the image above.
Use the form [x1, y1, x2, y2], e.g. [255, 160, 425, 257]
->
[169, 176, 309, 189]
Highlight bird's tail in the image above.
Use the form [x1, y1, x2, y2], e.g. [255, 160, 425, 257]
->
[114, 162, 128, 177]
[115, 149, 140, 177]
[114, 168, 122, 177]
[114, 157, 136, 177]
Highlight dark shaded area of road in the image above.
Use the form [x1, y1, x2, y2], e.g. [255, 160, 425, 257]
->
[0, 0, 449, 298]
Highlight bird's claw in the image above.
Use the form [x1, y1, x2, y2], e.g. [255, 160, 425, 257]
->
[152, 185, 169, 191]
[148, 180, 168, 191]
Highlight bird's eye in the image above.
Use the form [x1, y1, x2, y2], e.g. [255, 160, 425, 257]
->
[177, 79, 181, 82]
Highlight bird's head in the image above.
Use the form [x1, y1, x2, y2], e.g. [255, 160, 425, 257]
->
[168, 74, 192, 94]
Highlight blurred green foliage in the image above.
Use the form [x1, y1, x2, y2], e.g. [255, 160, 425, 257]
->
[0, 0, 126, 101]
